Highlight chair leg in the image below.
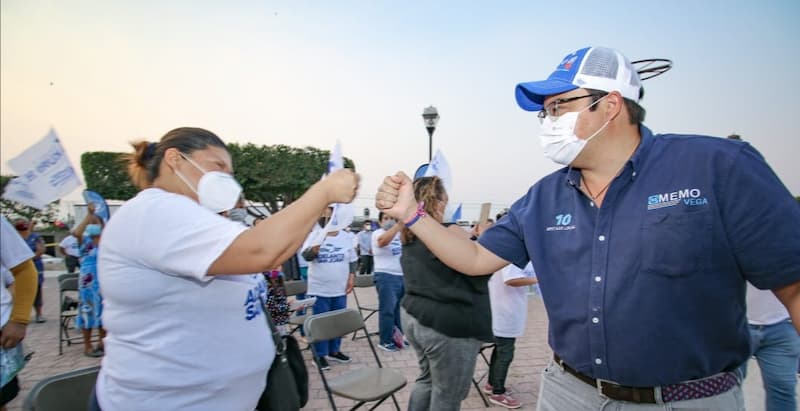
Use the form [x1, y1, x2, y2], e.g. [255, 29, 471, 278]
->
[59, 318, 63, 355]
[365, 395, 390, 410]
[472, 377, 490, 407]
[391, 393, 402, 411]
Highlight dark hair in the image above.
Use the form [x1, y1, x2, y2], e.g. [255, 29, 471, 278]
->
[126, 127, 226, 189]
[401, 176, 446, 244]
[585, 88, 646, 125]
[496, 209, 510, 221]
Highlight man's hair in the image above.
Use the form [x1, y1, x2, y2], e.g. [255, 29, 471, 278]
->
[585, 88, 645, 125]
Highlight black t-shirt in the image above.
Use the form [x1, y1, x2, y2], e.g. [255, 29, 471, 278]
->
[400, 233, 493, 342]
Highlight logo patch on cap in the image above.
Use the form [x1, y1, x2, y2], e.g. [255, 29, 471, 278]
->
[559, 54, 578, 71]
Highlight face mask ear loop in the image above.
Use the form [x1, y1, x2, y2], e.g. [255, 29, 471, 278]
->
[171, 152, 201, 195]
[580, 95, 612, 145]
[179, 152, 209, 174]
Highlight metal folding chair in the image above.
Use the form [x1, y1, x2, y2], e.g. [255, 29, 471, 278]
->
[23, 365, 100, 411]
[305, 308, 407, 410]
[283, 280, 309, 337]
[351, 274, 379, 340]
[471, 343, 496, 407]
[58, 277, 81, 355]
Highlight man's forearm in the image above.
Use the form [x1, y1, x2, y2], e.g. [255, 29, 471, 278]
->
[408, 217, 505, 276]
[774, 281, 800, 334]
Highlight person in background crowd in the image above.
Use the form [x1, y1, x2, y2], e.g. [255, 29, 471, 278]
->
[264, 265, 291, 335]
[371, 211, 405, 352]
[377, 46, 800, 411]
[91, 127, 358, 411]
[301, 207, 357, 371]
[356, 221, 373, 275]
[58, 231, 81, 274]
[399, 176, 493, 411]
[0, 216, 38, 411]
[742, 283, 800, 411]
[13, 217, 46, 323]
[482, 212, 538, 409]
[73, 204, 106, 357]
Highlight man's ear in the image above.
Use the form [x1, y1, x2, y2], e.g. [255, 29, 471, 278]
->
[605, 91, 624, 122]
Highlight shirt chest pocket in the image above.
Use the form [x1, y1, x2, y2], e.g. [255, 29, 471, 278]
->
[640, 209, 712, 277]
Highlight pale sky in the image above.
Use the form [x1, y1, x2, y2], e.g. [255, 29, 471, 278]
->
[2, 1, 798, 220]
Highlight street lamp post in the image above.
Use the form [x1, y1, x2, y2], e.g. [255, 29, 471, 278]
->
[421, 106, 440, 162]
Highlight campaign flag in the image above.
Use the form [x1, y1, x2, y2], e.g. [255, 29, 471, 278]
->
[83, 190, 110, 223]
[309, 140, 354, 246]
[449, 203, 462, 222]
[2, 129, 82, 209]
[413, 164, 429, 180]
[423, 149, 453, 195]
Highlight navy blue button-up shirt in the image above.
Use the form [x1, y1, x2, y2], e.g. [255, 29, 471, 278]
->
[479, 125, 800, 387]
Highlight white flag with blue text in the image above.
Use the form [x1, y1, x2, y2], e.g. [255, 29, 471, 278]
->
[2, 129, 82, 209]
[423, 149, 453, 195]
[309, 140, 354, 246]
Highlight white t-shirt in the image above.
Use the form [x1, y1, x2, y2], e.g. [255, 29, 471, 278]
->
[96, 188, 274, 411]
[305, 231, 357, 297]
[1, 216, 34, 328]
[59, 234, 81, 257]
[746, 282, 790, 325]
[488, 262, 536, 338]
[371, 228, 402, 275]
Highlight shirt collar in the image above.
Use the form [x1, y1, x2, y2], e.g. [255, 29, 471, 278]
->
[564, 124, 655, 188]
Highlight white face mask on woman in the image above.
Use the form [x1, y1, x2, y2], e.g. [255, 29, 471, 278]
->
[174, 152, 243, 213]
[538, 96, 609, 166]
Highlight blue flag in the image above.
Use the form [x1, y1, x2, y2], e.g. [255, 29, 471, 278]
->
[83, 190, 110, 223]
[450, 203, 462, 222]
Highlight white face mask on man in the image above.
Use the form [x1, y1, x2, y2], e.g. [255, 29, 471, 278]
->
[174, 152, 243, 213]
[538, 95, 609, 166]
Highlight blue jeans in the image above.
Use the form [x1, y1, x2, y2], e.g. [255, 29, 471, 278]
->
[374, 272, 404, 346]
[309, 295, 347, 357]
[742, 320, 800, 411]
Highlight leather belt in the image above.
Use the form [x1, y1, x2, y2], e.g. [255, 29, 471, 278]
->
[553, 354, 739, 404]
[554, 354, 656, 403]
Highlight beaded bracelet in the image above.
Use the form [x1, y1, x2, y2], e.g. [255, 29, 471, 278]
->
[404, 201, 426, 228]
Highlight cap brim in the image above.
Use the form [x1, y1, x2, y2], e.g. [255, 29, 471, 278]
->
[515, 80, 579, 111]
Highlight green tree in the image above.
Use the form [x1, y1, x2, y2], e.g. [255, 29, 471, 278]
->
[0, 175, 62, 229]
[227, 143, 355, 214]
[78, 144, 354, 214]
[81, 152, 138, 200]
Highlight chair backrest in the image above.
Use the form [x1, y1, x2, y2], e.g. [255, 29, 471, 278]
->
[283, 280, 307, 297]
[56, 273, 78, 285]
[304, 308, 366, 343]
[59, 277, 79, 292]
[23, 366, 100, 411]
[353, 274, 375, 288]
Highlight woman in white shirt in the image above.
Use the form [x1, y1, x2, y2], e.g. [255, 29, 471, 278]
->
[93, 127, 358, 411]
[371, 211, 405, 351]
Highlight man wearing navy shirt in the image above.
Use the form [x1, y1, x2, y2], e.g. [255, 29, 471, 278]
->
[376, 46, 800, 410]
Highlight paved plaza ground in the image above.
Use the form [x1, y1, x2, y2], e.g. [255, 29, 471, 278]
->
[5, 270, 793, 410]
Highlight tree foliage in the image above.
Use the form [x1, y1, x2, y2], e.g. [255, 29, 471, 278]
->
[0, 175, 62, 228]
[81, 152, 139, 201]
[227, 143, 355, 214]
[77, 144, 354, 214]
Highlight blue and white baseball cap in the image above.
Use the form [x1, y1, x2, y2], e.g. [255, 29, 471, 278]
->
[515, 46, 641, 111]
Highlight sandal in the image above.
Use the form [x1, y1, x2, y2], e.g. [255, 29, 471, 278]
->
[84, 349, 104, 358]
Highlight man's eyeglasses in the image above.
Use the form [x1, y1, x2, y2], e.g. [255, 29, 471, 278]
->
[537, 92, 607, 123]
